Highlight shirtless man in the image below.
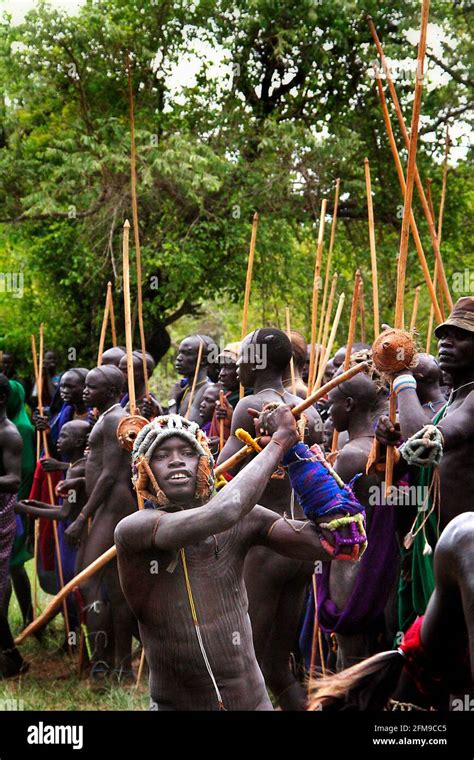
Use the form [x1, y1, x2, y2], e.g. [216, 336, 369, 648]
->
[0, 374, 25, 677]
[101, 346, 126, 368]
[376, 297, 474, 626]
[115, 406, 351, 711]
[170, 335, 213, 423]
[321, 370, 399, 668]
[217, 328, 323, 710]
[64, 366, 137, 681]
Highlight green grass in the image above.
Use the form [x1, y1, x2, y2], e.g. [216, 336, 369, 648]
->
[0, 563, 149, 711]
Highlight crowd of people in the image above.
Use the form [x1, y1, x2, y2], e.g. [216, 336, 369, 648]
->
[0, 294, 473, 711]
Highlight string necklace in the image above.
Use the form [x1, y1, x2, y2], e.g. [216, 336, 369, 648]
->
[96, 402, 121, 424]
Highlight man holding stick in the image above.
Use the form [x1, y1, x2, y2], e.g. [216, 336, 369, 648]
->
[217, 328, 324, 710]
[115, 403, 361, 711]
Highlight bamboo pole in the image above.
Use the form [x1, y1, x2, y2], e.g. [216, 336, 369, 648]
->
[331, 272, 362, 452]
[313, 292, 345, 391]
[127, 54, 149, 400]
[368, 14, 453, 311]
[409, 286, 421, 332]
[185, 339, 204, 420]
[316, 179, 340, 354]
[373, 67, 442, 324]
[285, 306, 296, 395]
[240, 212, 259, 399]
[97, 282, 112, 366]
[364, 158, 380, 337]
[308, 200, 327, 392]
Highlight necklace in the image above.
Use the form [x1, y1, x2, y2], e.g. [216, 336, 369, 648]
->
[96, 403, 121, 424]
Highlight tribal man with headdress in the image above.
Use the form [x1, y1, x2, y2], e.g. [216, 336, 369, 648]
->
[115, 404, 366, 711]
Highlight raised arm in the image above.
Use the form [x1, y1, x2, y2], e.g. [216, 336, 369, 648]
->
[115, 406, 299, 554]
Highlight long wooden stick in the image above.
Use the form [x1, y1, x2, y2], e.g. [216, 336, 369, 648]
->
[185, 339, 204, 420]
[359, 279, 367, 342]
[309, 573, 326, 682]
[387, 0, 430, 497]
[122, 219, 137, 416]
[240, 212, 259, 399]
[331, 272, 361, 452]
[15, 546, 117, 645]
[313, 292, 346, 392]
[308, 200, 327, 392]
[37, 324, 72, 649]
[320, 273, 338, 372]
[394, 0, 429, 328]
[31, 334, 40, 618]
[364, 158, 380, 337]
[108, 283, 117, 347]
[127, 53, 149, 400]
[16, 363, 370, 645]
[316, 180, 340, 353]
[409, 286, 421, 332]
[285, 306, 296, 395]
[368, 14, 452, 311]
[426, 130, 450, 349]
[373, 68, 442, 324]
[97, 282, 112, 366]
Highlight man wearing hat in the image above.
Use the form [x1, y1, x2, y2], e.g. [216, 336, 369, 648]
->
[376, 297, 474, 625]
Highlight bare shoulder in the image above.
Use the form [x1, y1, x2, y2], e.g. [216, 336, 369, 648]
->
[230, 394, 262, 431]
[114, 509, 158, 554]
[0, 419, 22, 450]
[335, 442, 370, 483]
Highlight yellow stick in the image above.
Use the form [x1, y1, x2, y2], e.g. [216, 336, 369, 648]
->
[373, 68, 442, 324]
[97, 282, 111, 366]
[320, 273, 338, 371]
[185, 339, 204, 420]
[127, 54, 149, 400]
[331, 272, 361, 451]
[388, 0, 431, 497]
[359, 279, 367, 342]
[409, 286, 421, 332]
[316, 179, 340, 355]
[313, 292, 345, 391]
[368, 14, 452, 311]
[364, 158, 380, 337]
[108, 283, 117, 347]
[240, 212, 259, 399]
[38, 324, 71, 650]
[308, 200, 327, 392]
[285, 306, 296, 395]
[31, 334, 40, 617]
[427, 130, 450, 349]
[122, 220, 137, 415]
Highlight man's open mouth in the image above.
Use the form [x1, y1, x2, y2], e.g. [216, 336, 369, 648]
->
[168, 472, 190, 482]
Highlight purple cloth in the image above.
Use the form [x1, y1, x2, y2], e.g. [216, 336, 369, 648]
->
[317, 503, 399, 634]
[0, 493, 17, 606]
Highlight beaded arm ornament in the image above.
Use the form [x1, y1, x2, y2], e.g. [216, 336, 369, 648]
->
[282, 442, 367, 560]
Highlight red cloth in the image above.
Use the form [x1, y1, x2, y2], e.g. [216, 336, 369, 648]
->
[28, 460, 62, 571]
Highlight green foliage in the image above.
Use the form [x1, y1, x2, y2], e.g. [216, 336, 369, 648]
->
[0, 0, 472, 373]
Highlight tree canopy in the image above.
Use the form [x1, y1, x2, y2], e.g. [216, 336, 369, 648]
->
[0, 0, 472, 371]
